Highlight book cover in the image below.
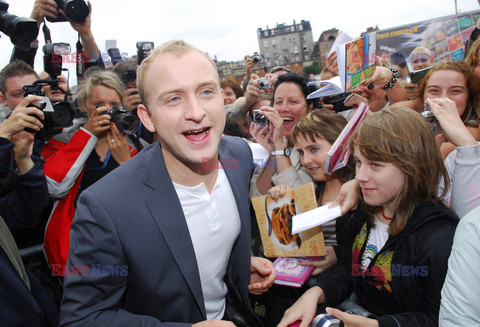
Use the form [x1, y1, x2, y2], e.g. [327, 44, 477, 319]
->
[337, 32, 377, 92]
[325, 102, 369, 175]
[251, 183, 325, 257]
[273, 257, 315, 288]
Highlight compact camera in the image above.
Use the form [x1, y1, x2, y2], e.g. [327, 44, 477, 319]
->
[46, 0, 89, 24]
[252, 53, 262, 63]
[252, 109, 269, 133]
[104, 106, 140, 135]
[257, 77, 271, 90]
[323, 92, 353, 112]
[421, 101, 443, 136]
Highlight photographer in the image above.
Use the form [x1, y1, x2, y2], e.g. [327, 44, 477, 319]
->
[0, 60, 39, 114]
[42, 70, 140, 274]
[113, 60, 155, 144]
[12, 0, 104, 71]
[0, 95, 59, 327]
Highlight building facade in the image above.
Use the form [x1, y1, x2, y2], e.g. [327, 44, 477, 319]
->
[311, 28, 338, 69]
[257, 20, 314, 70]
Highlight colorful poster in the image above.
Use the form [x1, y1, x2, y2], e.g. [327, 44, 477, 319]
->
[448, 35, 463, 52]
[376, 9, 480, 65]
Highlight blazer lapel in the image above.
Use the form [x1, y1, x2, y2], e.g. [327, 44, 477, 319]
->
[143, 143, 206, 319]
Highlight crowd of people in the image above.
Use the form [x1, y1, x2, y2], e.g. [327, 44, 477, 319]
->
[2, 0, 480, 326]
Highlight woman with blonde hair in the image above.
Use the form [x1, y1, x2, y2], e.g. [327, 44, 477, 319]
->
[42, 70, 140, 274]
[278, 107, 458, 327]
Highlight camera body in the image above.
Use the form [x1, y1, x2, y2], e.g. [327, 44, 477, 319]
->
[252, 109, 269, 132]
[104, 106, 140, 135]
[323, 92, 353, 112]
[257, 76, 271, 90]
[421, 101, 443, 136]
[121, 68, 137, 88]
[46, 0, 89, 24]
[0, 0, 39, 51]
[23, 81, 75, 138]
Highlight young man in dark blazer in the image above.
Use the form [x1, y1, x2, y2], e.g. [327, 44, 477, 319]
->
[60, 40, 275, 327]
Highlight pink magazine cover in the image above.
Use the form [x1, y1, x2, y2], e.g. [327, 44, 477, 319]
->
[273, 257, 316, 287]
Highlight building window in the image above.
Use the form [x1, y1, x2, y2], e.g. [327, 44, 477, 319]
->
[303, 45, 308, 52]
[264, 41, 268, 48]
[299, 25, 303, 31]
[293, 36, 297, 43]
[301, 33, 306, 42]
[264, 31, 268, 37]
[272, 39, 276, 46]
[265, 51, 270, 59]
[294, 46, 299, 54]
[282, 36, 286, 41]
[305, 55, 310, 60]
[283, 44, 287, 51]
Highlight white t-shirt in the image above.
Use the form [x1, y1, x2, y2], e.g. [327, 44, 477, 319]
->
[173, 168, 241, 320]
[362, 217, 389, 270]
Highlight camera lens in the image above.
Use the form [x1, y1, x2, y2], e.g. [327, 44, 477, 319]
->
[0, 12, 39, 51]
[49, 102, 75, 127]
[113, 113, 139, 135]
[64, 0, 89, 24]
[259, 82, 265, 88]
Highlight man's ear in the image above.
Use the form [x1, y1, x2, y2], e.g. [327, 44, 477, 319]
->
[137, 104, 156, 133]
[0, 93, 8, 107]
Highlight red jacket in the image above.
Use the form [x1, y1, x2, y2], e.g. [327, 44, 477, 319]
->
[41, 120, 137, 273]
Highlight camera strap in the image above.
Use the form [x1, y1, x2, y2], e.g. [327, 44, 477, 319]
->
[76, 34, 86, 83]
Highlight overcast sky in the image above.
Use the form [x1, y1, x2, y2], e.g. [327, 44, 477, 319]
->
[1, 0, 479, 85]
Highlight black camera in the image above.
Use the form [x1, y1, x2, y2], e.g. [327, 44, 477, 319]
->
[104, 106, 139, 135]
[252, 53, 262, 63]
[0, 0, 39, 51]
[121, 68, 137, 88]
[253, 109, 269, 133]
[23, 79, 75, 139]
[137, 41, 154, 65]
[46, 0, 89, 24]
[257, 76, 271, 90]
[323, 92, 353, 112]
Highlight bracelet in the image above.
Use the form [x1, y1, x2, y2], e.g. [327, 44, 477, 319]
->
[382, 67, 399, 90]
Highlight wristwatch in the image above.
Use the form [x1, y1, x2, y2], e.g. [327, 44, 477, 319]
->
[271, 148, 292, 157]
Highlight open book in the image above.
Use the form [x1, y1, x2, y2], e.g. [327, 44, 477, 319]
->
[324, 102, 369, 175]
[251, 183, 325, 257]
[307, 32, 377, 99]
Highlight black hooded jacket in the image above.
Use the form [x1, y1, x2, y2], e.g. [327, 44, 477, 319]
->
[317, 201, 458, 327]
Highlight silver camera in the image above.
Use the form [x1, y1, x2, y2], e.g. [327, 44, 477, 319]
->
[257, 76, 271, 90]
[421, 101, 443, 136]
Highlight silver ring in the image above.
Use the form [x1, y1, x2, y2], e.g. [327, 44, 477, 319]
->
[111, 139, 115, 143]
[100, 120, 104, 125]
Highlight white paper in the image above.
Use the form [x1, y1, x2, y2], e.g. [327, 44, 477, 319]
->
[292, 204, 342, 235]
[306, 76, 344, 99]
[327, 31, 353, 58]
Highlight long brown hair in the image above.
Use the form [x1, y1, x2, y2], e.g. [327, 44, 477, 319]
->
[417, 61, 480, 124]
[349, 107, 449, 235]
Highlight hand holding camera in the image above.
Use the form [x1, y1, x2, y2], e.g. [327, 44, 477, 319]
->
[250, 106, 285, 153]
[0, 96, 45, 138]
[83, 106, 112, 137]
[424, 98, 476, 147]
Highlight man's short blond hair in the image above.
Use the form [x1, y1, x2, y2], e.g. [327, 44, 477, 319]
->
[136, 40, 218, 109]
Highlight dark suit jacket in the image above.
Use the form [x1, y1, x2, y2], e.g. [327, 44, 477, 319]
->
[60, 136, 260, 327]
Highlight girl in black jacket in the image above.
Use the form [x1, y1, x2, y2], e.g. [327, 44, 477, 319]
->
[278, 107, 458, 327]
